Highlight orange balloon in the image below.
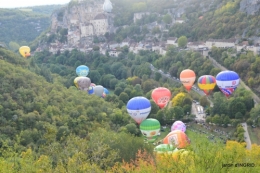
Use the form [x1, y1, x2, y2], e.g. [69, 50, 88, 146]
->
[163, 130, 190, 148]
[180, 69, 196, 91]
[151, 87, 171, 108]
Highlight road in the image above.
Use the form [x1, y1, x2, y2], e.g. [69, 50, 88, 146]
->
[191, 103, 206, 122]
[241, 123, 252, 149]
[208, 56, 260, 104]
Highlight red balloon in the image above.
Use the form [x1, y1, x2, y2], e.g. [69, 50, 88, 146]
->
[151, 87, 171, 108]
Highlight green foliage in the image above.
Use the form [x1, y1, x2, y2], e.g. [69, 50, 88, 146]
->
[178, 36, 188, 48]
[0, 9, 50, 46]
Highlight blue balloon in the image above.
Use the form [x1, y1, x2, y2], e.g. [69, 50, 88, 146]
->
[103, 88, 109, 94]
[76, 65, 89, 77]
[88, 86, 94, 94]
[126, 97, 151, 124]
[216, 71, 240, 97]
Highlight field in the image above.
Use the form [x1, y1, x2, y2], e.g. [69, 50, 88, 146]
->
[152, 122, 236, 146]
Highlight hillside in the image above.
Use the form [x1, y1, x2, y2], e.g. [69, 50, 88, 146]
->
[0, 9, 50, 49]
[0, 43, 260, 171]
[18, 4, 64, 16]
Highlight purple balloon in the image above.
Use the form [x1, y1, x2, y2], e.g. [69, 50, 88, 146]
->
[171, 121, 186, 132]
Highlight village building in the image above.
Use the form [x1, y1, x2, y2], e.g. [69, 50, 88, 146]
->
[205, 38, 236, 49]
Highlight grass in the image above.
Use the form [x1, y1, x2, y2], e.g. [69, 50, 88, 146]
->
[247, 126, 260, 145]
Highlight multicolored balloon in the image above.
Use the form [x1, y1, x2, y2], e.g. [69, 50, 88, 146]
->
[151, 87, 171, 108]
[74, 77, 91, 92]
[216, 71, 240, 98]
[94, 85, 104, 97]
[88, 86, 94, 94]
[163, 130, 190, 148]
[126, 97, 151, 124]
[171, 121, 186, 132]
[76, 65, 89, 77]
[180, 69, 196, 91]
[140, 118, 161, 142]
[19, 46, 30, 58]
[198, 75, 216, 95]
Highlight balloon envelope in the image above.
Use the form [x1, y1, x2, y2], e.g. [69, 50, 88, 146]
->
[75, 77, 91, 92]
[163, 130, 190, 148]
[216, 71, 239, 98]
[198, 75, 216, 95]
[94, 85, 104, 97]
[151, 87, 171, 108]
[19, 46, 30, 58]
[171, 121, 186, 132]
[180, 69, 196, 91]
[127, 97, 151, 124]
[76, 65, 89, 77]
[103, 88, 109, 94]
[140, 118, 161, 142]
[154, 144, 176, 154]
[88, 86, 94, 94]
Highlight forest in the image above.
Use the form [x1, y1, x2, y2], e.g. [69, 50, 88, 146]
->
[1, 42, 259, 171]
[1, 0, 260, 171]
[0, 9, 50, 49]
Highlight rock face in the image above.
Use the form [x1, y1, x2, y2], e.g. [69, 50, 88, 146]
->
[240, 0, 260, 15]
[50, 0, 113, 47]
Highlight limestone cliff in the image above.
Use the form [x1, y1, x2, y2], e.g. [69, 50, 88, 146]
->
[50, 0, 113, 47]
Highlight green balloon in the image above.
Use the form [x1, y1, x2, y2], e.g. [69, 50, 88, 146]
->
[154, 144, 177, 154]
[140, 118, 161, 142]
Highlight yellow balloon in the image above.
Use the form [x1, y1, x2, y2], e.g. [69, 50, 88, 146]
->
[19, 46, 31, 58]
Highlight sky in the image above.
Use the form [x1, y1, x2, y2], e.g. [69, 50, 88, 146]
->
[0, 0, 71, 8]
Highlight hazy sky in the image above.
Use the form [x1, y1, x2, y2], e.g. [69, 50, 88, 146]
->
[0, 0, 71, 8]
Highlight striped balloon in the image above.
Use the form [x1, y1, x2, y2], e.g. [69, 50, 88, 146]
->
[197, 75, 216, 95]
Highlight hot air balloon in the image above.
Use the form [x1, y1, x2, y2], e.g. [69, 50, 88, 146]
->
[154, 144, 176, 154]
[19, 46, 30, 58]
[74, 77, 91, 92]
[76, 65, 89, 77]
[171, 121, 186, 132]
[103, 0, 113, 13]
[140, 118, 161, 142]
[103, 88, 109, 95]
[94, 85, 104, 97]
[126, 97, 151, 124]
[90, 83, 96, 87]
[197, 75, 216, 95]
[151, 87, 171, 108]
[216, 71, 240, 98]
[163, 130, 190, 148]
[180, 69, 196, 91]
[88, 86, 94, 94]
[74, 77, 81, 89]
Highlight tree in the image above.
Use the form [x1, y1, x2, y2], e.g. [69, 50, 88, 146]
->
[9, 41, 20, 51]
[200, 96, 210, 107]
[177, 36, 187, 48]
[124, 123, 139, 135]
[163, 14, 172, 24]
[118, 92, 129, 103]
[173, 106, 184, 120]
